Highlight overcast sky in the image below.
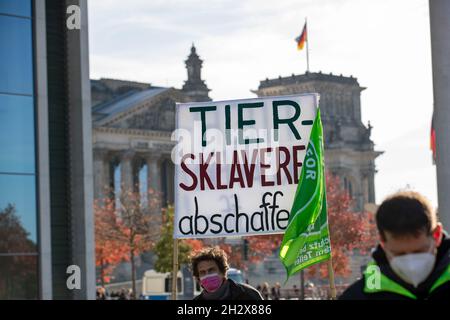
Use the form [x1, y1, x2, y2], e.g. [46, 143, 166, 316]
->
[88, 0, 437, 207]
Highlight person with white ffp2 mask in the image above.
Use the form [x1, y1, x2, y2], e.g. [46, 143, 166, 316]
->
[340, 191, 450, 300]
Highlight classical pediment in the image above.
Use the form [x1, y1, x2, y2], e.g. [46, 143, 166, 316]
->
[124, 96, 177, 132]
[93, 87, 192, 131]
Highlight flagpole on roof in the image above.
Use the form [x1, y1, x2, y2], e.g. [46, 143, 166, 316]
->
[306, 17, 310, 73]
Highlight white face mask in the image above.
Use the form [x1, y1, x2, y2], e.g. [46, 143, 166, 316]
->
[387, 243, 436, 288]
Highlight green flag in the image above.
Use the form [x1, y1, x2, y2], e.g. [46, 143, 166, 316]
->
[279, 108, 331, 279]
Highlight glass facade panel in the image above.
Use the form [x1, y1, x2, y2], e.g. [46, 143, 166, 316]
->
[0, 0, 31, 17]
[0, 255, 38, 299]
[0, 15, 33, 95]
[0, 174, 38, 251]
[0, 1, 38, 299]
[0, 94, 35, 174]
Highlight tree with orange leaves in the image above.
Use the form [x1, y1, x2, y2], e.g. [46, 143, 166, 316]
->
[306, 174, 378, 278]
[94, 198, 129, 286]
[94, 186, 161, 297]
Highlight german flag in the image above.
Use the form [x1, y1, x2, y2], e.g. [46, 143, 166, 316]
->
[431, 111, 436, 165]
[295, 22, 307, 51]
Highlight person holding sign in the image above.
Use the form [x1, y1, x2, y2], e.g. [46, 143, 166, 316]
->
[340, 191, 450, 300]
[175, 94, 337, 299]
[190, 247, 263, 300]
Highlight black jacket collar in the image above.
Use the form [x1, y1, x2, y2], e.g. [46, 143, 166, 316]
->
[371, 233, 450, 298]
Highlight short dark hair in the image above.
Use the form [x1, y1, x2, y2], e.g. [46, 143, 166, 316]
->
[376, 191, 437, 240]
[190, 246, 229, 279]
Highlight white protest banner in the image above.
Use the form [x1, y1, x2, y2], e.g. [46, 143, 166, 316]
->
[173, 94, 319, 239]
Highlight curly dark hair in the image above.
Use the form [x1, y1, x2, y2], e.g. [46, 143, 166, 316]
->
[190, 246, 229, 279]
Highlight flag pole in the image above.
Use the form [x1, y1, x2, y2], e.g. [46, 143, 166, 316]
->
[171, 238, 179, 300]
[327, 258, 337, 300]
[305, 17, 310, 72]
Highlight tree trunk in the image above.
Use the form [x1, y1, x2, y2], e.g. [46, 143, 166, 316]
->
[100, 258, 105, 287]
[130, 249, 136, 299]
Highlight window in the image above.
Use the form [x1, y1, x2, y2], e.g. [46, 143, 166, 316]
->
[0, 174, 38, 299]
[0, 94, 35, 174]
[0, 15, 33, 95]
[164, 277, 182, 293]
[0, 256, 38, 300]
[0, 174, 38, 249]
[0, 0, 31, 17]
[348, 181, 353, 198]
[139, 163, 148, 207]
[343, 177, 353, 198]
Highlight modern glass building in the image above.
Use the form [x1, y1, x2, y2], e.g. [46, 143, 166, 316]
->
[0, 0, 38, 300]
[0, 0, 94, 299]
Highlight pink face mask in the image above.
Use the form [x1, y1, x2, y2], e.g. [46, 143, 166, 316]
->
[200, 273, 223, 293]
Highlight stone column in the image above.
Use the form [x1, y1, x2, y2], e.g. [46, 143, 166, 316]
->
[132, 157, 145, 193]
[361, 171, 369, 205]
[368, 169, 376, 204]
[120, 150, 135, 194]
[108, 154, 119, 198]
[93, 148, 109, 201]
[104, 154, 112, 198]
[65, 0, 95, 300]
[146, 153, 162, 212]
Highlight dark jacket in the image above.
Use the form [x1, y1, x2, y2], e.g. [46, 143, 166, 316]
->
[194, 279, 263, 300]
[339, 234, 450, 300]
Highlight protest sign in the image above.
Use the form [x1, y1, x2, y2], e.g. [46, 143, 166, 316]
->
[173, 94, 318, 239]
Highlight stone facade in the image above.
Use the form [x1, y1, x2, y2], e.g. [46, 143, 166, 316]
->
[252, 71, 383, 211]
[91, 46, 210, 210]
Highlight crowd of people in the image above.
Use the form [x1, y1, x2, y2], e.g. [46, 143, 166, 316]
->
[255, 282, 281, 300]
[96, 287, 135, 300]
[254, 282, 334, 300]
